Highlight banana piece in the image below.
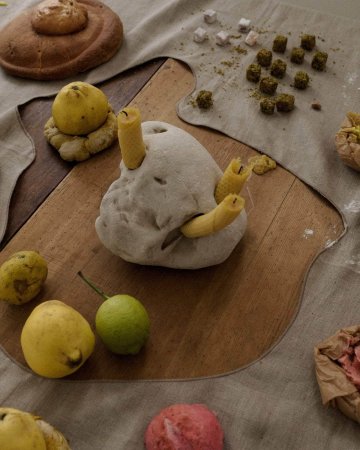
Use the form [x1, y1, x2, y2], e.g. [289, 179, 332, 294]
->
[117, 107, 146, 169]
[181, 194, 245, 238]
[214, 158, 251, 204]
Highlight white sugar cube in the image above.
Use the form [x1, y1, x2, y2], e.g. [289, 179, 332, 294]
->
[215, 31, 230, 46]
[193, 27, 208, 43]
[245, 30, 259, 46]
[204, 9, 217, 24]
[238, 17, 251, 32]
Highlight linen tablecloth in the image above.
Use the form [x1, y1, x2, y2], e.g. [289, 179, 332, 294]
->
[0, 0, 360, 448]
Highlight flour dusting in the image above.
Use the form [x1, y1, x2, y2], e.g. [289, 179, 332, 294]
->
[346, 72, 359, 85]
[345, 254, 360, 273]
[324, 239, 336, 249]
[344, 200, 360, 213]
[303, 228, 314, 239]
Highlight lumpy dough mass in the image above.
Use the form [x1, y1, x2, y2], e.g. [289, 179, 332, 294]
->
[95, 121, 247, 269]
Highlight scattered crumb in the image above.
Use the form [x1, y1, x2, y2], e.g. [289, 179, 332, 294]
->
[189, 98, 197, 108]
[221, 60, 234, 67]
[214, 67, 225, 76]
[232, 45, 248, 55]
[248, 88, 267, 101]
[249, 155, 277, 174]
[311, 101, 322, 111]
[253, 27, 271, 34]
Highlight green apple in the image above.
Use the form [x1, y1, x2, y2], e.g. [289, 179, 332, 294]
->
[78, 272, 150, 355]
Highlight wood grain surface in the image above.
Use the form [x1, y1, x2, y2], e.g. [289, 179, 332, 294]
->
[0, 59, 343, 380]
[1, 58, 165, 248]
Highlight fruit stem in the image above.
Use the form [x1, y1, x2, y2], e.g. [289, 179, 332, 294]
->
[77, 271, 109, 300]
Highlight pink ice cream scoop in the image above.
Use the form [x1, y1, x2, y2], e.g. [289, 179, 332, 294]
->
[144, 403, 224, 450]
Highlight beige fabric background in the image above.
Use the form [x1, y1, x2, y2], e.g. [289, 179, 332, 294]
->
[0, 0, 360, 448]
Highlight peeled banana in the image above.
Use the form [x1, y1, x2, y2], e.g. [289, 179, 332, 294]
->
[181, 194, 245, 238]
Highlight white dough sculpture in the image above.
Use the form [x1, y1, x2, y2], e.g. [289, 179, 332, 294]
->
[95, 112, 247, 269]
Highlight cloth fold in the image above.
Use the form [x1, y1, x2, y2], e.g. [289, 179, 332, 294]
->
[0, 107, 34, 241]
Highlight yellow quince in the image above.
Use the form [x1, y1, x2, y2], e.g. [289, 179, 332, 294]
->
[21, 300, 95, 378]
[0, 250, 47, 305]
[52, 81, 109, 135]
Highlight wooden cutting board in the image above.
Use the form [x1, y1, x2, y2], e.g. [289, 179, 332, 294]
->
[0, 59, 343, 380]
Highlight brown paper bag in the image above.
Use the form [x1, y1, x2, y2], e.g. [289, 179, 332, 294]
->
[314, 325, 360, 423]
[335, 112, 360, 172]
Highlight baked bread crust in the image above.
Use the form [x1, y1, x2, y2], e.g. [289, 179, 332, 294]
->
[31, 0, 89, 35]
[0, 0, 123, 80]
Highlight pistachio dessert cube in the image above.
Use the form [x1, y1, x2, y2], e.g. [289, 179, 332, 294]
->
[290, 47, 305, 64]
[294, 71, 310, 89]
[272, 35, 287, 53]
[300, 34, 316, 51]
[256, 48, 272, 67]
[270, 59, 287, 78]
[246, 63, 261, 82]
[259, 77, 278, 95]
[196, 90, 213, 109]
[260, 98, 276, 115]
[276, 93, 295, 112]
[311, 51, 328, 71]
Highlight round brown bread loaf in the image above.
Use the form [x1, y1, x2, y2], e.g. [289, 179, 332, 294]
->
[0, 0, 123, 80]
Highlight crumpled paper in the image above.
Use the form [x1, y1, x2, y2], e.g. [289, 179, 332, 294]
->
[335, 112, 360, 172]
[314, 325, 360, 423]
